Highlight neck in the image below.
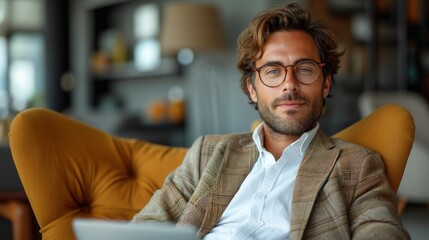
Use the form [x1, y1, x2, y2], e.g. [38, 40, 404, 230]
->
[262, 125, 301, 160]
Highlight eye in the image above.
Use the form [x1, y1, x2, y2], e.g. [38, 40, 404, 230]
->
[262, 65, 283, 76]
[295, 63, 317, 75]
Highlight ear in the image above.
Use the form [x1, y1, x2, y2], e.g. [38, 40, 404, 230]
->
[322, 75, 332, 98]
[247, 78, 258, 103]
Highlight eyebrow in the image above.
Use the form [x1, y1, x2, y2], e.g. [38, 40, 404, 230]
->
[258, 58, 318, 67]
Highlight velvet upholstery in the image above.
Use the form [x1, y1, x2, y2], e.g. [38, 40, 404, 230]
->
[9, 108, 188, 239]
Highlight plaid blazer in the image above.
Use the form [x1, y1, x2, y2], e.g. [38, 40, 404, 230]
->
[132, 130, 410, 239]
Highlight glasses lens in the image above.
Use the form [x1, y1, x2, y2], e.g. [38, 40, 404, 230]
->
[293, 61, 320, 84]
[259, 64, 285, 87]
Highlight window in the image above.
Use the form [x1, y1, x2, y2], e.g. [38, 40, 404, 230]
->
[9, 33, 45, 111]
[0, 0, 46, 113]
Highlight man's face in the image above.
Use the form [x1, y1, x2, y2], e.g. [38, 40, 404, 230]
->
[247, 30, 331, 136]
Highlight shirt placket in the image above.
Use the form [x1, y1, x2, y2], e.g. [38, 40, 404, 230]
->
[232, 153, 288, 239]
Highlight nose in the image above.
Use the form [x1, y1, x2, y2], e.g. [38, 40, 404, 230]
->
[281, 67, 299, 92]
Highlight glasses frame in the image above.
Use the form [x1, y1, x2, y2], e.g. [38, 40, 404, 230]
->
[253, 60, 325, 87]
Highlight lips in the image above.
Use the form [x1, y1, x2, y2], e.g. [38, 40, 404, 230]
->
[276, 101, 305, 110]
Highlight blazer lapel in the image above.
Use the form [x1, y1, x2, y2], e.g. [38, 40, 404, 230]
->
[199, 136, 259, 236]
[290, 130, 339, 239]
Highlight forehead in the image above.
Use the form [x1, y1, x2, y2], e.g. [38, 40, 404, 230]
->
[258, 31, 320, 64]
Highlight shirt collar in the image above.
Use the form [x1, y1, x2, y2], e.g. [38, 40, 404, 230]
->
[252, 122, 319, 157]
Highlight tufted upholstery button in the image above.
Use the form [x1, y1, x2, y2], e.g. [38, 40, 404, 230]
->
[128, 169, 136, 180]
[79, 205, 90, 213]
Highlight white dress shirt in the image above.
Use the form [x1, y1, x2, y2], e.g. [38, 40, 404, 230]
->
[204, 123, 319, 240]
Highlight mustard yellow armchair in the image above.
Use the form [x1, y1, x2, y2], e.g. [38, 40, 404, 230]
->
[9, 104, 414, 240]
[9, 108, 188, 240]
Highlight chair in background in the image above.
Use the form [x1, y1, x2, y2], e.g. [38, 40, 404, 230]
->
[0, 193, 33, 240]
[0, 141, 34, 240]
[358, 91, 428, 214]
[9, 104, 414, 240]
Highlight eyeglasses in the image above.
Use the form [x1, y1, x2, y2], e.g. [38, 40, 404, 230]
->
[253, 60, 325, 87]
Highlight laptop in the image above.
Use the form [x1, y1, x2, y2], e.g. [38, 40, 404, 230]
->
[72, 218, 199, 240]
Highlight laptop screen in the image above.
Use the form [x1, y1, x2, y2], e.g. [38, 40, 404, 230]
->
[72, 218, 199, 240]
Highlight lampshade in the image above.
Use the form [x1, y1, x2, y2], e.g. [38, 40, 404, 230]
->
[161, 2, 226, 56]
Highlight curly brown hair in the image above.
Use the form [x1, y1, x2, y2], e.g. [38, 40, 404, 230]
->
[237, 3, 343, 109]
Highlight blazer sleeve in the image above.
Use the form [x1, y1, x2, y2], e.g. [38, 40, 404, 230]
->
[350, 152, 410, 240]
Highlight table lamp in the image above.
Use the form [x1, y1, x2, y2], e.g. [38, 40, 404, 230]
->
[161, 2, 226, 65]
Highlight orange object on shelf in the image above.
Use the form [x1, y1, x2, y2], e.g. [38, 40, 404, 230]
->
[146, 100, 168, 123]
[168, 100, 185, 124]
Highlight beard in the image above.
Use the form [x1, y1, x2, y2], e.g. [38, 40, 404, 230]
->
[257, 92, 324, 136]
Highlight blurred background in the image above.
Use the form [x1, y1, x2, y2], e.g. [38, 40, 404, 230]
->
[0, 0, 428, 146]
[1, 0, 428, 239]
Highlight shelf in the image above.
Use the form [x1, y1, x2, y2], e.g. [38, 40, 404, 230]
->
[92, 57, 182, 81]
[84, 0, 133, 10]
[113, 114, 186, 146]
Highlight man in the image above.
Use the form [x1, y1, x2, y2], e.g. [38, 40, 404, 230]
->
[132, 3, 410, 239]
